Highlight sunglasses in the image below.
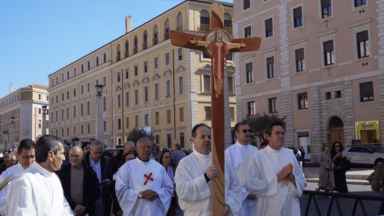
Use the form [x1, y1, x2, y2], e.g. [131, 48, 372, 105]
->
[242, 129, 252, 133]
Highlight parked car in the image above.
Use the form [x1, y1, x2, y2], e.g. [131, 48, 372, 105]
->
[342, 145, 384, 166]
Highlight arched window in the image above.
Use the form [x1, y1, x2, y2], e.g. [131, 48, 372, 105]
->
[125, 40, 129, 58]
[116, 45, 121, 61]
[200, 10, 210, 32]
[164, 19, 170, 40]
[177, 13, 183, 31]
[143, 31, 148, 50]
[134, 36, 138, 54]
[224, 13, 233, 35]
[153, 25, 159, 45]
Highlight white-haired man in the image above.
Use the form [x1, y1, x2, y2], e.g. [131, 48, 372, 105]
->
[115, 137, 173, 216]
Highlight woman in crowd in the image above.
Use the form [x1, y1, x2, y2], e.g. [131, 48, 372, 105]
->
[331, 142, 349, 193]
[112, 153, 136, 216]
[158, 149, 176, 216]
[317, 143, 335, 192]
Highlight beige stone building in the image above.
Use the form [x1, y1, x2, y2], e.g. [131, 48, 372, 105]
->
[234, 0, 384, 163]
[0, 83, 49, 151]
[48, 0, 236, 149]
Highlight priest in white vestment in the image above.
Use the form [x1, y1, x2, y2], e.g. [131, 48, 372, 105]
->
[115, 137, 173, 216]
[6, 135, 73, 216]
[247, 121, 305, 216]
[0, 139, 35, 215]
[176, 123, 243, 216]
[225, 122, 258, 216]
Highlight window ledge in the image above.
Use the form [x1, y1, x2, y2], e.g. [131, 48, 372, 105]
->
[242, 82, 255, 87]
[359, 100, 375, 104]
[320, 16, 333, 22]
[354, 56, 372, 62]
[265, 77, 277, 81]
[352, 4, 368, 12]
[322, 64, 337, 70]
[293, 25, 305, 31]
[229, 93, 236, 96]
[292, 70, 307, 76]
[264, 35, 275, 41]
[297, 108, 309, 111]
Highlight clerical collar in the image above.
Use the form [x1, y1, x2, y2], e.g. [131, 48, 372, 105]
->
[235, 141, 248, 148]
[33, 162, 52, 177]
[136, 157, 151, 165]
[193, 150, 210, 159]
[266, 145, 281, 153]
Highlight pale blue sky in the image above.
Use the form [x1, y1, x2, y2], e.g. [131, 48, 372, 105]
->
[0, 0, 232, 99]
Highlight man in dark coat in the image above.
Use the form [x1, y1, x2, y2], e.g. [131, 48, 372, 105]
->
[109, 141, 135, 174]
[82, 140, 113, 216]
[56, 146, 101, 216]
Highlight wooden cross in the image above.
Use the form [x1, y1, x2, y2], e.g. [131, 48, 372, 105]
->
[170, 3, 261, 215]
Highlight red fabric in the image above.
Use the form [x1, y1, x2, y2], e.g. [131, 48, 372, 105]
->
[212, 41, 226, 78]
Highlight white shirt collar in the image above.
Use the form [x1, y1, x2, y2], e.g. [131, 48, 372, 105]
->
[235, 141, 248, 148]
[33, 162, 52, 177]
[136, 157, 152, 165]
[193, 150, 211, 159]
[17, 162, 26, 171]
[266, 145, 281, 153]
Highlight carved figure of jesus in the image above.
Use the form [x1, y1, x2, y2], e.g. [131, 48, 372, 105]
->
[190, 30, 246, 98]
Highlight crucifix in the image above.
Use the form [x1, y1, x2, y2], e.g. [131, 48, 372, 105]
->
[170, 3, 261, 215]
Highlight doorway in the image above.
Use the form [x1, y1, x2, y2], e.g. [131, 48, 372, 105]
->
[329, 117, 344, 146]
[361, 130, 376, 144]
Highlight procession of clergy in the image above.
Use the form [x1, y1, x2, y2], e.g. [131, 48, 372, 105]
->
[0, 120, 304, 216]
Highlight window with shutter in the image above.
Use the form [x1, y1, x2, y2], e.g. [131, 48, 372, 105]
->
[243, 0, 250, 10]
[167, 110, 171, 123]
[156, 112, 159, 124]
[203, 75, 210, 92]
[321, 0, 332, 18]
[179, 77, 184, 94]
[298, 93, 308, 110]
[244, 26, 252, 38]
[360, 82, 374, 102]
[355, 0, 367, 7]
[205, 107, 212, 120]
[293, 7, 303, 27]
[267, 57, 275, 79]
[180, 107, 184, 121]
[323, 40, 334, 66]
[247, 102, 255, 116]
[246, 63, 253, 83]
[357, 31, 369, 58]
[265, 18, 273, 37]
[295, 48, 305, 72]
[135, 90, 138, 104]
[166, 80, 171, 97]
[269, 98, 277, 113]
[228, 77, 233, 93]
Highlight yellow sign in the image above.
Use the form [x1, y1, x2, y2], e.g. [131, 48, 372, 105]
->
[355, 120, 380, 142]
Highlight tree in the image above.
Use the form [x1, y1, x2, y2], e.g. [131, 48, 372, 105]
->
[126, 127, 154, 146]
[243, 112, 287, 144]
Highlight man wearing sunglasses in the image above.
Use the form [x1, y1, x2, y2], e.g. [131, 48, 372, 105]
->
[225, 122, 258, 216]
[0, 139, 36, 215]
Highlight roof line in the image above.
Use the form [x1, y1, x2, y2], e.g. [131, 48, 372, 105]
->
[48, 0, 233, 77]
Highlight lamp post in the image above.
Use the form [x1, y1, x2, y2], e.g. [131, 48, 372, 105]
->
[95, 85, 104, 142]
[10, 116, 15, 150]
[42, 105, 47, 135]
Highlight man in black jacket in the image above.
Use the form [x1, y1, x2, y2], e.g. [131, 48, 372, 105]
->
[82, 140, 113, 216]
[57, 146, 101, 216]
[110, 141, 135, 174]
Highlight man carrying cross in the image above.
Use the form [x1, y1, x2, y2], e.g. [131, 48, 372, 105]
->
[115, 137, 173, 216]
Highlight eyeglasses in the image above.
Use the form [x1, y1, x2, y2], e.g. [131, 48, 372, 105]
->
[19, 155, 35, 160]
[242, 129, 252, 133]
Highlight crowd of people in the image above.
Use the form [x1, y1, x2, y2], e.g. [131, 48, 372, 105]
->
[0, 120, 308, 216]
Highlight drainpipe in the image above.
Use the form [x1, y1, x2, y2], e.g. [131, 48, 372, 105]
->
[173, 49, 176, 139]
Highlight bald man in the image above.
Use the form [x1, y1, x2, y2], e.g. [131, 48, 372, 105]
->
[110, 141, 136, 174]
[56, 146, 101, 216]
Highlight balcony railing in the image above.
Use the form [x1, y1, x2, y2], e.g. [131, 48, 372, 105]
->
[116, 55, 121, 62]
[224, 26, 233, 35]
[133, 47, 138, 54]
[124, 52, 128, 58]
[176, 26, 183, 31]
[200, 24, 210, 32]
[164, 33, 170, 40]
[153, 38, 158, 46]
[142, 43, 148, 50]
